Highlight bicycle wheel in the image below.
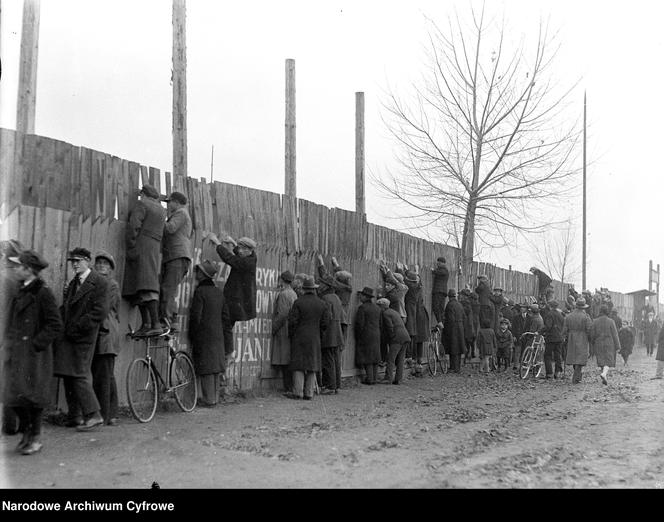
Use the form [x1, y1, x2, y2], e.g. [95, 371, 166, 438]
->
[533, 347, 545, 378]
[426, 333, 438, 376]
[519, 346, 533, 379]
[126, 359, 158, 423]
[170, 351, 197, 412]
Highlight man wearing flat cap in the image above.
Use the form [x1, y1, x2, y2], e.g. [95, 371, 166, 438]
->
[159, 191, 192, 331]
[271, 270, 297, 393]
[189, 260, 231, 407]
[54, 247, 109, 432]
[3, 250, 63, 454]
[122, 185, 167, 336]
[206, 232, 258, 358]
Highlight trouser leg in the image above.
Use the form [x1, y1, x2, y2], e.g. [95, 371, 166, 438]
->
[199, 374, 218, 405]
[395, 343, 407, 383]
[291, 371, 304, 398]
[13, 407, 30, 435]
[551, 342, 563, 374]
[63, 377, 82, 421]
[304, 372, 316, 398]
[91, 353, 115, 421]
[159, 259, 189, 321]
[2, 405, 20, 435]
[385, 343, 399, 382]
[572, 365, 582, 383]
[66, 376, 100, 418]
[544, 343, 554, 376]
[280, 365, 292, 391]
[333, 348, 341, 389]
[28, 407, 43, 439]
[322, 348, 333, 388]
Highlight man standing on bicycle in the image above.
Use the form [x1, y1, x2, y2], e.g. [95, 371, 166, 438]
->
[539, 300, 565, 379]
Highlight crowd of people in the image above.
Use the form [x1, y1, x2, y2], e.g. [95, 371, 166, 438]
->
[2, 185, 664, 457]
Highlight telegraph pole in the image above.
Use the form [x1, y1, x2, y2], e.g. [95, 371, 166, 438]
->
[16, 0, 41, 135]
[355, 92, 365, 215]
[172, 0, 188, 181]
[285, 59, 296, 197]
[582, 91, 587, 291]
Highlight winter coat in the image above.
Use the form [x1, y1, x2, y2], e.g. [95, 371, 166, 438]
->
[489, 294, 503, 331]
[288, 292, 329, 372]
[477, 327, 497, 358]
[496, 328, 514, 359]
[189, 279, 231, 375]
[316, 264, 352, 325]
[443, 297, 466, 355]
[54, 270, 110, 378]
[469, 293, 480, 334]
[531, 268, 552, 295]
[656, 328, 664, 362]
[500, 305, 515, 328]
[215, 244, 257, 322]
[431, 266, 449, 294]
[590, 315, 621, 368]
[475, 280, 492, 307]
[511, 312, 528, 343]
[354, 301, 382, 365]
[540, 308, 564, 343]
[401, 278, 430, 342]
[383, 270, 407, 319]
[562, 309, 593, 366]
[380, 307, 410, 345]
[459, 295, 475, 341]
[644, 319, 658, 346]
[122, 196, 166, 298]
[525, 312, 544, 333]
[2, 278, 63, 408]
[271, 286, 297, 366]
[95, 277, 121, 356]
[618, 327, 634, 356]
[162, 207, 193, 263]
[415, 300, 430, 343]
[321, 292, 345, 348]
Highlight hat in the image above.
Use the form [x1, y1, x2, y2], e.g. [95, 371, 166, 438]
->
[447, 289, 457, 298]
[530, 304, 540, 313]
[196, 259, 219, 279]
[280, 270, 294, 283]
[493, 287, 503, 292]
[67, 247, 92, 261]
[437, 257, 446, 263]
[575, 298, 589, 309]
[165, 191, 187, 205]
[301, 276, 319, 290]
[9, 250, 49, 271]
[94, 250, 116, 270]
[140, 185, 160, 199]
[477, 274, 488, 280]
[376, 298, 390, 307]
[404, 270, 418, 282]
[393, 273, 404, 284]
[460, 288, 471, 296]
[358, 286, 375, 298]
[548, 300, 559, 309]
[0, 239, 23, 259]
[334, 270, 352, 283]
[499, 317, 510, 325]
[647, 311, 655, 316]
[237, 237, 257, 250]
[529, 267, 538, 272]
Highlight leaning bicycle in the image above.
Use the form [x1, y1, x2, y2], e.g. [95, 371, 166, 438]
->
[519, 332, 545, 379]
[426, 327, 449, 376]
[126, 327, 198, 423]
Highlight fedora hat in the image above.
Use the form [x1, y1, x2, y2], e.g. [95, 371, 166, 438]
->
[301, 276, 319, 290]
[358, 286, 375, 298]
[196, 260, 219, 279]
[280, 270, 294, 283]
[575, 297, 589, 309]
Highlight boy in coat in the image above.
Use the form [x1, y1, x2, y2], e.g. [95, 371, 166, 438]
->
[189, 260, 231, 407]
[495, 318, 514, 371]
[477, 318, 497, 374]
[4, 251, 63, 454]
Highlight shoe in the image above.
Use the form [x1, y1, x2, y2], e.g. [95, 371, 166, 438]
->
[64, 417, 83, 428]
[133, 324, 151, 337]
[21, 441, 43, 455]
[392, 380, 400, 385]
[76, 416, 104, 432]
[545, 374, 553, 380]
[106, 418, 119, 426]
[600, 374, 608, 385]
[320, 388, 335, 395]
[334, 389, 339, 394]
[15, 433, 30, 452]
[283, 392, 302, 400]
[303, 396, 313, 401]
[379, 378, 391, 384]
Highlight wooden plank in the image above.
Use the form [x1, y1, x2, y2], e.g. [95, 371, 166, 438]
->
[164, 171, 172, 196]
[93, 154, 105, 218]
[128, 162, 140, 216]
[0, 129, 18, 219]
[139, 165, 149, 187]
[17, 204, 36, 248]
[117, 158, 129, 221]
[149, 166, 161, 194]
[106, 156, 119, 219]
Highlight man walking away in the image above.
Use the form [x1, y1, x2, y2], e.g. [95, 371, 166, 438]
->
[590, 305, 621, 385]
[644, 311, 658, 357]
[562, 298, 593, 384]
[618, 322, 634, 366]
[443, 289, 467, 373]
[540, 300, 565, 379]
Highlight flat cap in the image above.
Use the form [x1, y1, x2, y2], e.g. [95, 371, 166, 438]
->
[280, 270, 294, 283]
[165, 191, 187, 205]
[140, 185, 160, 199]
[94, 250, 116, 270]
[68, 247, 92, 261]
[237, 237, 257, 250]
[196, 259, 219, 279]
[9, 249, 49, 271]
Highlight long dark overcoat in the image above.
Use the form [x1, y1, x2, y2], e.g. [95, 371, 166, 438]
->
[644, 319, 658, 346]
[590, 315, 621, 368]
[122, 197, 166, 298]
[321, 292, 345, 348]
[656, 328, 664, 362]
[354, 301, 382, 365]
[618, 327, 634, 357]
[189, 279, 231, 375]
[216, 244, 257, 322]
[459, 295, 475, 341]
[475, 280, 494, 327]
[402, 280, 430, 342]
[3, 278, 63, 408]
[443, 297, 466, 355]
[95, 278, 121, 356]
[562, 309, 593, 366]
[54, 270, 109, 378]
[288, 293, 329, 372]
[271, 286, 297, 366]
[380, 308, 411, 345]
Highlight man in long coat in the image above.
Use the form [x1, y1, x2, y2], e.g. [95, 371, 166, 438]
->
[400, 268, 428, 376]
[122, 185, 167, 336]
[54, 247, 109, 431]
[475, 274, 494, 331]
[653, 327, 664, 379]
[4, 251, 63, 454]
[287, 276, 329, 400]
[159, 191, 193, 330]
[644, 311, 658, 357]
[91, 251, 121, 425]
[318, 278, 345, 394]
[271, 270, 297, 393]
[431, 257, 449, 325]
[562, 297, 593, 384]
[590, 305, 621, 385]
[443, 289, 466, 373]
[540, 300, 565, 379]
[377, 298, 411, 385]
[354, 287, 382, 384]
[189, 260, 231, 407]
[459, 288, 476, 359]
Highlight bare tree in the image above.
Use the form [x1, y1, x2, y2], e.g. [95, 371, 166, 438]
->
[375, 4, 581, 275]
[527, 219, 581, 286]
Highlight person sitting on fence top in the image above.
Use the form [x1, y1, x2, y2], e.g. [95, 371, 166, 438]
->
[206, 233, 257, 360]
[159, 191, 192, 331]
[122, 184, 167, 336]
[529, 267, 554, 303]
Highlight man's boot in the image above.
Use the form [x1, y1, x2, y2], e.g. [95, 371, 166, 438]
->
[134, 305, 151, 336]
[144, 300, 165, 336]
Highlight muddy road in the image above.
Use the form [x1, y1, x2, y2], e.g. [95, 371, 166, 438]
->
[2, 349, 663, 489]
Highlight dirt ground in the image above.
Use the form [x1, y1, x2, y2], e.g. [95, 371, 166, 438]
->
[2, 347, 663, 489]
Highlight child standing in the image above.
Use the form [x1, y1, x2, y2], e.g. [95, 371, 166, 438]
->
[476, 318, 497, 373]
[496, 318, 515, 371]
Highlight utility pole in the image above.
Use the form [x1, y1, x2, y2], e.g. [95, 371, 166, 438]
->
[355, 92, 365, 215]
[210, 145, 214, 183]
[16, 0, 40, 135]
[172, 0, 188, 181]
[284, 59, 296, 197]
[582, 91, 587, 291]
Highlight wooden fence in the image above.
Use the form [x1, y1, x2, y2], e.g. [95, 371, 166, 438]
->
[0, 128, 598, 405]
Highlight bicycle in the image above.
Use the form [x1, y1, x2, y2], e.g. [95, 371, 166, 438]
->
[519, 332, 545, 379]
[125, 326, 198, 423]
[426, 327, 449, 376]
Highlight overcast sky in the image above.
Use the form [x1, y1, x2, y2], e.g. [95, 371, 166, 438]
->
[1, 0, 663, 296]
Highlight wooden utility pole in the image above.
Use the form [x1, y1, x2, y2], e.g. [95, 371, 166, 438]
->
[16, 0, 40, 135]
[582, 91, 587, 291]
[172, 0, 188, 180]
[285, 59, 296, 197]
[355, 92, 365, 215]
